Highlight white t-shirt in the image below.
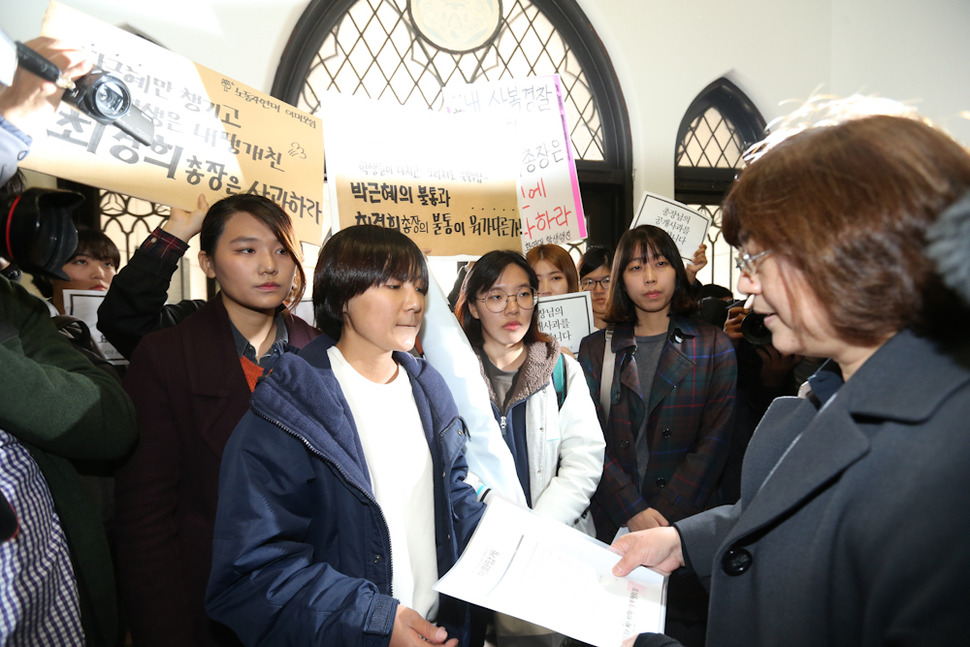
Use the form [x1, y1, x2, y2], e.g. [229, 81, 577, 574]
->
[328, 347, 439, 619]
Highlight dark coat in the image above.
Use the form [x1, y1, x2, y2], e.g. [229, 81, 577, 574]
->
[114, 295, 318, 647]
[206, 335, 485, 647]
[650, 330, 970, 647]
[578, 316, 736, 540]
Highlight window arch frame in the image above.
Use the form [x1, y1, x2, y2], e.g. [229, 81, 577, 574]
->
[270, 0, 634, 248]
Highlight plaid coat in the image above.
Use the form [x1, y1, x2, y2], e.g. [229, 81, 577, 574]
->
[577, 316, 736, 541]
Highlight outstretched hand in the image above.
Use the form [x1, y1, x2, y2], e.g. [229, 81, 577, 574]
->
[611, 526, 685, 578]
[163, 194, 209, 243]
[389, 605, 458, 647]
[0, 37, 93, 134]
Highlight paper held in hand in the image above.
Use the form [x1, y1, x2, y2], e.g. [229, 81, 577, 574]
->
[434, 497, 667, 647]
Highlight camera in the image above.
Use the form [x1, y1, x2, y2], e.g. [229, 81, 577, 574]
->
[0, 188, 82, 280]
[62, 69, 155, 146]
[723, 298, 772, 346]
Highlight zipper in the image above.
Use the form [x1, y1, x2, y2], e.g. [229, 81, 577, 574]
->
[252, 408, 395, 591]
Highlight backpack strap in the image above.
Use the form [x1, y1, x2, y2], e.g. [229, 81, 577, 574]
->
[598, 328, 616, 427]
[552, 353, 566, 409]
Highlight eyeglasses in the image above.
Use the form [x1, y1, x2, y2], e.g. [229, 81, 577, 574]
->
[581, 276, 611, 290]
[735, 250, 772, 276]
[478, 288, 538, 313]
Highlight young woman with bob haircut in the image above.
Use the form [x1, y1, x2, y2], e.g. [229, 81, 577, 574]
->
[613, 105, 970, 647]
[207, 224, 484, 647]
[115, 193, 318, 647]
[455, 249, 604, 647]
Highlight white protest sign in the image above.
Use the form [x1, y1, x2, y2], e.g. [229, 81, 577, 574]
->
[62, 289, 125, 364]
[443, 75, 586, 253]
[537, 291, 594, 355]
[631, 192, 711, 261]
[27, 1, 325, 246]
[321, 91, 521, 257]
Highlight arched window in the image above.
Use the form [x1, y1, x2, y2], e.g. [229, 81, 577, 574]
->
[675, 78, 765, 294]
[272, 0, 633, 253]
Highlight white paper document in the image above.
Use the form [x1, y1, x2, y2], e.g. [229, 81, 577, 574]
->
[435, 497, 667, 647]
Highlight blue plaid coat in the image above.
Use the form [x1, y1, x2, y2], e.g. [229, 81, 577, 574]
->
[578, 316, 736, 541]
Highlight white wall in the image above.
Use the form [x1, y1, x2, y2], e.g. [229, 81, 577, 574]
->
[577, 0, 970, 202]
[5, 0, 969, 213]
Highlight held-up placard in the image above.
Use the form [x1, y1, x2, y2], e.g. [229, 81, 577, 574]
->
[631, 192, 711, 261]
[322, 91, 521, 257]
[443, 75, 586, 252]
[62, 289, 125, 365]
[26, 1, 325, 246]
[537, 291, 594, 355]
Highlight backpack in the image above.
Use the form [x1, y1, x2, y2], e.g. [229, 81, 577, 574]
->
[552, 353, 567, 409]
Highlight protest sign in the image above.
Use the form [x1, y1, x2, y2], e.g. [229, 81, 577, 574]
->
[631, 192, 711, 261]
[24, 1, 325, 245]
[443, 75, 586, 252]
[537, 291, 594, 355]
[322, 91, 520, 256]
[62, 289, 125, 364]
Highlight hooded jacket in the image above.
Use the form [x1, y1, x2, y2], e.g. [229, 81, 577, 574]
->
[206, 335, 485, 647]
[474, 339, 604, 528]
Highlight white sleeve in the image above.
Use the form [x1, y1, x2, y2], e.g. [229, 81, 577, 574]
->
[531, 354, 605, 525]
[418, 272, 527, 506]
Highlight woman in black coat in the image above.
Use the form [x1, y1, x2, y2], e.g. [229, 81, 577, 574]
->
[612, 100, 970, 647]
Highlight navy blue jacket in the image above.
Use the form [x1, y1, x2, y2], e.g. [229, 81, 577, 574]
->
[206, 335, 484, 647]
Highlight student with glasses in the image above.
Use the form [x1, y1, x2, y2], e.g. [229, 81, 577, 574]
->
[576, 246, 614, 330]
[455, 250, 604, 647]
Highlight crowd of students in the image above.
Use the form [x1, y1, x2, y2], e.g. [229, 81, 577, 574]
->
[3, 36, 970, 647]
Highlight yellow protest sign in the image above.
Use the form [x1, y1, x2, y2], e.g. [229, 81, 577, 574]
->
[23, 1, 325, 245]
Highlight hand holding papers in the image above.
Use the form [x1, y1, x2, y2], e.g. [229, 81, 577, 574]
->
[434, 497, 667, 647]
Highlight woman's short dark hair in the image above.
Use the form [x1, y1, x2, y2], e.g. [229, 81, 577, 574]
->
[35, 226, 121, 298]
[525, 244, 580, 292]
[200, 194, 306, 314]
[312, 225, 428, 340]
[455, 250, 553, 348]
[604, 225, 698, 325]
[577, 245, 614, 280]
[721, 113, 970, 344]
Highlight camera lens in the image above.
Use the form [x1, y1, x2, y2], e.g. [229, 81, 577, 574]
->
[93, 79, 130, 118]
[741, 312, 772, 346]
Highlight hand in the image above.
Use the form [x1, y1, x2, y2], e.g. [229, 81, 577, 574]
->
[389, 605, 458, 647]
[723, 305, 746, 343]
[163, 194, 209, 243]
[612, 526, 685, 577]
[684, 244, 708, 285]
[0, 37, 93, 135]
[626, 507, 668, 532]
[754, 344, 802, 388]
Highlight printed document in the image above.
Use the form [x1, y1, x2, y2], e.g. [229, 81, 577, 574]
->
[435, 497, 667, 646]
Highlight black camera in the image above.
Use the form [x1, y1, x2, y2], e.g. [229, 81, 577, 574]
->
[62, 69, 155, 146]
[740, 311, 772, 346]
[0, 188, 82, 280]
[722, 298, 772, 346]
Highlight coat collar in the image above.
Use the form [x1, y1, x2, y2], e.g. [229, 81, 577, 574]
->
[473, 339, 560, 413]
[181, 294, 249, 399]
[729, 329, 970, 541]
[612, 315, 699, 413]
[250, 335, 434, 497]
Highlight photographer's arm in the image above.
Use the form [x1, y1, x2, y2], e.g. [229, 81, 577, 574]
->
[0, 37, 91, 136]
